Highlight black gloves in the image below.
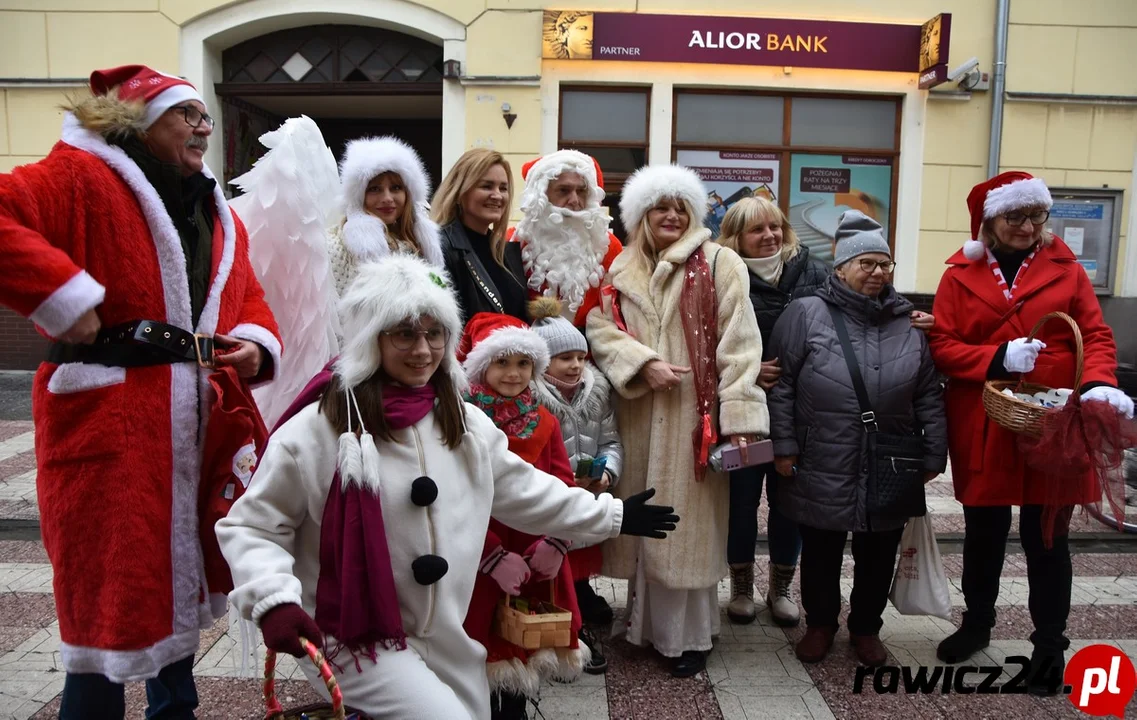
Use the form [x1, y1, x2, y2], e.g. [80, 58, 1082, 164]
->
[619, 488, 680, 539]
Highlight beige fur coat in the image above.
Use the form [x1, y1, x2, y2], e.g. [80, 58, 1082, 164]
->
[586, 228, 769, 589]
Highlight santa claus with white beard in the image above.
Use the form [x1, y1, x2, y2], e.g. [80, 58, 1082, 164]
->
[509, 150, 623, 328]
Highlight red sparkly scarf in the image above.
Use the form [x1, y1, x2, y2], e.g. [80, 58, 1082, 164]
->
[681, 248, 720, 481]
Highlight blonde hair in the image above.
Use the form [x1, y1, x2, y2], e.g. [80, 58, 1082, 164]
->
[628, 197, 701, 276]
[717, 197, 800, 262]
[431, 148, 513, 265]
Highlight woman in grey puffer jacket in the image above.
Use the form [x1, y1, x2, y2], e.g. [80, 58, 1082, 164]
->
[768, 211, 947, 669]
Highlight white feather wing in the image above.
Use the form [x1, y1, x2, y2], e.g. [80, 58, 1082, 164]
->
[230, 115, 342, 429]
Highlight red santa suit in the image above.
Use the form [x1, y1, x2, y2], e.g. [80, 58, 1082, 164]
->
[508, 151, 623, 328]
[0, 69, 280, 683]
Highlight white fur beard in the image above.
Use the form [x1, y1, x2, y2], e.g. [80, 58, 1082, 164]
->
[519, 206, 610, 314]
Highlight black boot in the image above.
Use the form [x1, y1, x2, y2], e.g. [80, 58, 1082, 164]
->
[579, 626, 608, 675]
[490, 690, 529, 720]
[575, 579, 614, 625]
[670, 650, 706, 678]
[936, 623, 991, 664]
[1027, 649, 1066, 696]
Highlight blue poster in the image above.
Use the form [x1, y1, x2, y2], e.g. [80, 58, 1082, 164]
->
[788, 154, 893, 264]
[1052, 202, 1104, 221]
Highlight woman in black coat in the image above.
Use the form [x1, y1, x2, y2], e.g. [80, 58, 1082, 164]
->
[432, 148, 529, 324]
[715, 197, 825, 628]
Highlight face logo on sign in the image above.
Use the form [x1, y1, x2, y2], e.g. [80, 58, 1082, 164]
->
[920, 15, 943, 72]
[543, 10, 595, 59]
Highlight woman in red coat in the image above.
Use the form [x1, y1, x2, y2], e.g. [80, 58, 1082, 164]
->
[929, 171, 1133, 695]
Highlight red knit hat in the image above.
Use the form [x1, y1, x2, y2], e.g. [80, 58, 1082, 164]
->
[962, 171, 1052, 261]
[522, 151, 604, 190]
[89, 64, 206, 130]
[458, 312, 550, 384]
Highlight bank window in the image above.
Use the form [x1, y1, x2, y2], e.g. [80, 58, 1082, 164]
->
[559, 86, 651, 241]
[673, 89, 901, 265]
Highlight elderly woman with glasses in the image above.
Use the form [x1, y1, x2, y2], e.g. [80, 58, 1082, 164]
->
[767, 210, 947, 667]
[928, 172, 1131, 695]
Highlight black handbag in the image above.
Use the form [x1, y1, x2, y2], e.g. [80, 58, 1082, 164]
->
[826, 304, 927, 518]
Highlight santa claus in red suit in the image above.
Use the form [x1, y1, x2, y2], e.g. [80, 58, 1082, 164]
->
[0, 65, 280, 717]
[508, 150, 623, 328]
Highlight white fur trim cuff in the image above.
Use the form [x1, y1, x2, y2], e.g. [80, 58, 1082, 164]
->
[30, 270, 106, 338]
[462, 326, 551, 384]
[60, 628, 200, 684]
[250, 590, 305, 624]
[619, 165, 708, 232]
[983, 177, 1052, 219]
[227, 323, 282, 385]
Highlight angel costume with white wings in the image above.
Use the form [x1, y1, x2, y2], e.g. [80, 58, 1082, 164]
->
[230, 120, 445, 428]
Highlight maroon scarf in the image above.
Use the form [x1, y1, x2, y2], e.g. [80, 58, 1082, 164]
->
[681, 248, 720, 481]
[270, 368, 437, 669]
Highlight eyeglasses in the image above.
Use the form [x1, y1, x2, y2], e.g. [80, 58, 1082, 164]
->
[381, 327, 450, 351]
[174, 105, 215, 130]
[1003, 210, 1049, 226]
[858, 259, 896, 274]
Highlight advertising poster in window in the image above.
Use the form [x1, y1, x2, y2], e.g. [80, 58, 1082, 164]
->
[1049, 196, 1116, 288]
[788, 154, 893, 264]
[676, 150, 780, 236]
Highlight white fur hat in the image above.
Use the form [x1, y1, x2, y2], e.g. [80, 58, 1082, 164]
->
[619, 164, 708, 232]
[338, 136, 443, 267]
[334, 254, 465, 391]
[459, 313, 551, 386]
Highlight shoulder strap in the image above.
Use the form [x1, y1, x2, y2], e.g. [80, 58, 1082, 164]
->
[824, 303, 878, 432]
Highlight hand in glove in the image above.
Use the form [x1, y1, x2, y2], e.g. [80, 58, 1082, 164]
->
[480, 546, 531, 595]
[259, 603, 323, 658]
[524, 537, 570, 581]
[619, 488, 680, 539]
[1082, 386, 1135, 419]
[1003, 338, 1046, 373]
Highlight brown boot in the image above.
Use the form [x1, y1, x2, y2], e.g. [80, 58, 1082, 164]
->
[850, 634, 888, 667]
[794, 626, 837, 663]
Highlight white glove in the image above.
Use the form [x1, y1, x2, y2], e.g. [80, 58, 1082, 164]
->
[1082, 386, 1135, 419]
[1003, 338, 1046, 373]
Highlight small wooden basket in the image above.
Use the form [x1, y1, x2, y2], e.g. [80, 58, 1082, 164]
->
[982, 311, 1083, 438]
[264, 637, 369, 720]
[493, 583, 573, 650]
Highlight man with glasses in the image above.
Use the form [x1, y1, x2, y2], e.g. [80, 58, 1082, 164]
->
[0, 64, 280, 718]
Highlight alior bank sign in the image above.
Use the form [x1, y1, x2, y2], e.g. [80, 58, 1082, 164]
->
[541, 10, 951, 78]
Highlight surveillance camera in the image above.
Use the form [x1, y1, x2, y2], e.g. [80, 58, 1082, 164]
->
[501, 102, 512, 113]
[947, 57, 980, 83]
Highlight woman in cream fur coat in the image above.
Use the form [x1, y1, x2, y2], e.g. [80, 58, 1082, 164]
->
[586, 165, 769, 678]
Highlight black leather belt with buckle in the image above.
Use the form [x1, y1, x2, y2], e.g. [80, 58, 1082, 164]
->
[47, 320, 215, 369]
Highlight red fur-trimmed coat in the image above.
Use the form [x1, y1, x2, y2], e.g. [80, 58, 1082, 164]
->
[462, 407, 586, 694]
[0, 115, 281, 683]
[929, 238, 1118, 506]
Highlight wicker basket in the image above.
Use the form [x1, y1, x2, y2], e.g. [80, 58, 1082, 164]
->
[982, 311, 1083, 438]
[493, 583, 573, 650]
[264, 638, 370, 720]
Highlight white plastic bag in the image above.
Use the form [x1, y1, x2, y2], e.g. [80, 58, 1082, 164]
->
[889, 513, 952, 619]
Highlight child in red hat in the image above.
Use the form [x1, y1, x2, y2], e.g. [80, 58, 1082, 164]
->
[459, 311, 589, 719]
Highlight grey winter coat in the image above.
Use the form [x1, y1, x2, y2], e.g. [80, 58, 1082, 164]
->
[533, 363, 623, 483]
[768, 274, 948, 533]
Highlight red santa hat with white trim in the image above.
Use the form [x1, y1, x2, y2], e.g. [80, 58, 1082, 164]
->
[458, 312, 550, 386]
[962, 171, 1053, 261]
[89, 64, 206, 130]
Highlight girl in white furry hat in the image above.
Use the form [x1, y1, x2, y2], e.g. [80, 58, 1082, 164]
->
[328, 136, 444, 298]
[217, 254, 679, 719]
[586, 164, 769, 678]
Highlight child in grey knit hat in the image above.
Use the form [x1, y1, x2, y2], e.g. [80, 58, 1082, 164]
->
[530, 297, 624, 638]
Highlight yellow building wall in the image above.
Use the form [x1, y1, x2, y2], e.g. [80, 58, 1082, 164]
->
[1, 0, 1134, 294]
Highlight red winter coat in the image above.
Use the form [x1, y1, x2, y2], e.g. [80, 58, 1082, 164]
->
[928, 238, 1118, 506]
[463, 407, 583, 688]
[0, 115, 281, 682]
[507, 228, 623, 328]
